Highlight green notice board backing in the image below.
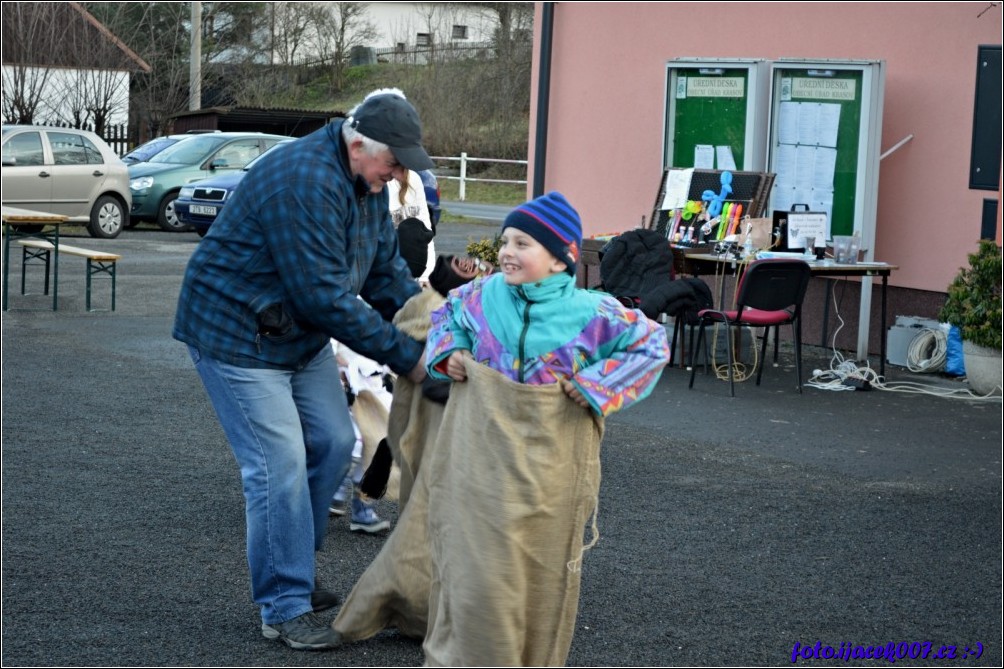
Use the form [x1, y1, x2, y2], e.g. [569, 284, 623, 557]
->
[767, 60, 885, 363]
[767, 60, 885, 247]
[663, 59, 769, 171]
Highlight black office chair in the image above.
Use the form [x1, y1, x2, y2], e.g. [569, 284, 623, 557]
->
[688, 259, 812, 396]
[666, 280, 713, 370]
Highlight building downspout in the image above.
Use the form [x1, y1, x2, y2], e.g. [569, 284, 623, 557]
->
[532, 2, 555, 198]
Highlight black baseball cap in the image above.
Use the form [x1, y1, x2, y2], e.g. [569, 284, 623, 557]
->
[348, 94, 434, 171]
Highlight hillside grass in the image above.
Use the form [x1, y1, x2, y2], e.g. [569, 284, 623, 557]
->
[293, 59, 530, 161]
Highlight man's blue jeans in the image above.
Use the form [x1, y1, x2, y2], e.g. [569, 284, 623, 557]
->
[188, 344, 354, 625]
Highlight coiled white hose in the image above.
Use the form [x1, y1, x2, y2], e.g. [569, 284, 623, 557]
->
[906, 327, 947, 373]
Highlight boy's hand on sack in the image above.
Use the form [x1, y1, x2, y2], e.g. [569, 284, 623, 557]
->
[444, 350, 469, 382]
[562, 379, 591, 410]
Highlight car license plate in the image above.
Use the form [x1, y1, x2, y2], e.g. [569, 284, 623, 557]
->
[190, 205, 217, 216]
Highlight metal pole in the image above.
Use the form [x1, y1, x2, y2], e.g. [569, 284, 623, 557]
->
[531, 3, 555, 198]
[879, 134, 914, 161]
[189, 2, 202, 111]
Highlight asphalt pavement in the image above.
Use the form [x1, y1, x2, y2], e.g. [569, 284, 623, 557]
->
[2, 221, 1001, 667]
[439, 199, 512, 223]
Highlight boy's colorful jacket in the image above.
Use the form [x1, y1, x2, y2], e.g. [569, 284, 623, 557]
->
[426, 272, 670, 417]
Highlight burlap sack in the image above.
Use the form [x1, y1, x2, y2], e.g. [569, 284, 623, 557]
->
[384, 289, 448, 509]
[334, 290, 605, 661]
[385, 373, 444, 511]
[423, 359, 604, 667]
[331, 290, 446, 641]
[351, 388, 399, 501]
[331, 374, 443, 641]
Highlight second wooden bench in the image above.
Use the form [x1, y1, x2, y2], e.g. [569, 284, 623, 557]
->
[17, 240, 122, 311]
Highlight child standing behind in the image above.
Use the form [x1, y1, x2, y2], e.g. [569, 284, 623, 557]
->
[422, 192, 670, 666]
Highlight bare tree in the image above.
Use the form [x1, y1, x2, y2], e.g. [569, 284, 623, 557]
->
[51, 65, 132, 135]
[482, 2, 534, 60]
[309, 3, 379, 90]
[87, 2, 276, 136]
[2, 3, 151, 134]
[75, 0, 534, 159]
[85, 2, 192, 139]
[204, 3, 314, 108]
[208, 0, 329, 108]
[59, 4, 150, 135]
[268, 2, 324, 65]
[404, 3, 533, 162]
[200, 2, 270, 65]
[2, 3, 69, 124]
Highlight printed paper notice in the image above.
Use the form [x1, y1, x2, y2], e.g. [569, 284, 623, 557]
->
[777, 101, 841, 147]
[694, 145, 715, 169]
[778, 102, 799, 145]
[786, 212, 829, 248]
[773, 100, 840, 218]
[716, 145, 737, 171]
[661, 168, 694, 210]
[817, 103, 841, 148]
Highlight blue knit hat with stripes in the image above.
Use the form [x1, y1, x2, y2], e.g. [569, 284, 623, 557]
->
[502, 191, 582, 276]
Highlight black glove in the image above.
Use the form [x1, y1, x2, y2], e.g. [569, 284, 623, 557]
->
[421, 376, 452, 405]
[358, 439, 393, 500]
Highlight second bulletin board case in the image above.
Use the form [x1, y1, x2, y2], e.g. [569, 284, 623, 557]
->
[663, 58, 770, 172]
[766, 58, 886, 256]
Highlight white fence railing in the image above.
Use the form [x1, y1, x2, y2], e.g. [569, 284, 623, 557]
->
[430, 153, 528, 201]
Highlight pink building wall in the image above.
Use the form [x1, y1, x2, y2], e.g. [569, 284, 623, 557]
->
[529, 2, 1002, 293]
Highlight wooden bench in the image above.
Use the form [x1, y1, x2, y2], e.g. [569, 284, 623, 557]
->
[17, 240, 121, 311]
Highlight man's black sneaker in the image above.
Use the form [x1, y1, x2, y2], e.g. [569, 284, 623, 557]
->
[261, 611, 342, 650]
[310, 588, 341, 613]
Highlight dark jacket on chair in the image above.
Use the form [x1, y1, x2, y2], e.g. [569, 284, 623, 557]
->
[598, 229, 711, 320]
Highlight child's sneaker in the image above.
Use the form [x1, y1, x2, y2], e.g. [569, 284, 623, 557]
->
[329, 475, 353, 516]
[349, 496, 390, 534]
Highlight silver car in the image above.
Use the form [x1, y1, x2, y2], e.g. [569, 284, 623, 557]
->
[1, 125, 132, 238]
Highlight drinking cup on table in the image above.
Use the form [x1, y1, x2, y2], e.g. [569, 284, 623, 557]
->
[803, 236, 816, 259]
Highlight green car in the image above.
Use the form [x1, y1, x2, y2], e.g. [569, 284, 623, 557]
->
[127, 132, 288, 231]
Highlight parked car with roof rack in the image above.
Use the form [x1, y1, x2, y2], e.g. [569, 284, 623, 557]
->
[128, 131, 288, 231]
[1, 124, 131, 238]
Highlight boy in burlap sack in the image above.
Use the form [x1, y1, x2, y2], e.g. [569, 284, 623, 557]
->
[421, 191, 670, 666]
